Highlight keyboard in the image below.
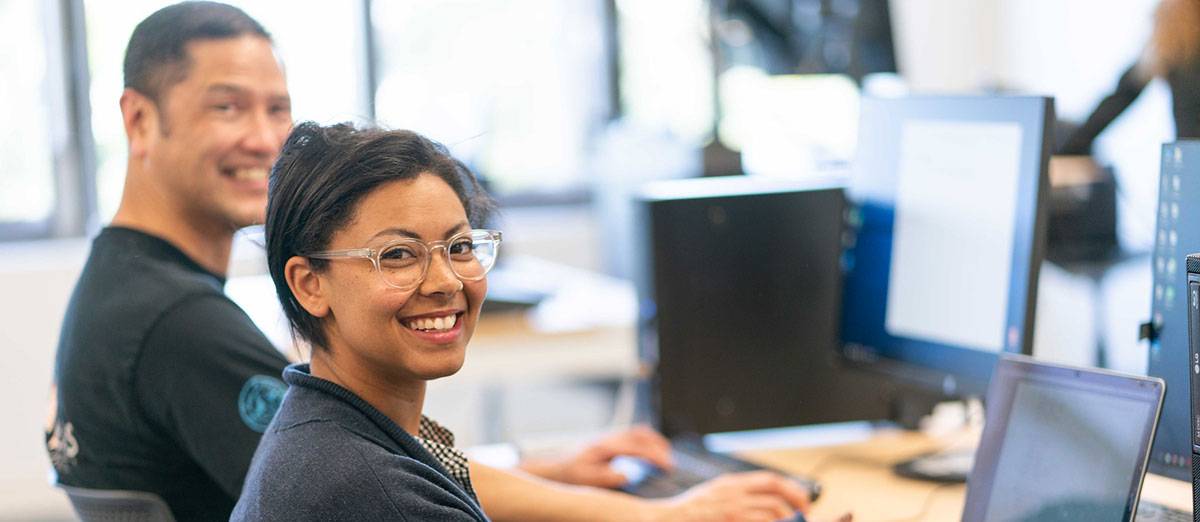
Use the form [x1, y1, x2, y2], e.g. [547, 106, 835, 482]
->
[1136, 500, 1190, 521]
[619, 438, 821, 501]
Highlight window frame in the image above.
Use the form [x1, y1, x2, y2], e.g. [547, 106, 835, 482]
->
[0, 0, 621, 242]
[0, 0, 95, 242]
[55, 0, 100, 238]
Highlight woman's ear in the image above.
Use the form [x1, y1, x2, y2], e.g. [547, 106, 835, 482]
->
[285, 256, 330, 318]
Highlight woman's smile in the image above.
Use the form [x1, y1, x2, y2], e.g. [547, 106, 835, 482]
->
[398, 310, 466, 345]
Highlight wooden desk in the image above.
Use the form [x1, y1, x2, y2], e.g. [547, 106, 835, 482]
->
[739, 427, 966, 522]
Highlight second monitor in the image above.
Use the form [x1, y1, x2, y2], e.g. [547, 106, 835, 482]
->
[840, 95, 1054, 403]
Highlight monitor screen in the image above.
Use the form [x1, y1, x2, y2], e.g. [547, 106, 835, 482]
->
[840, 96, 1053, 397]
[1146, 140, 1200, 481]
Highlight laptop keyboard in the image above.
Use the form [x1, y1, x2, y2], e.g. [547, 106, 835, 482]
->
[622, 439, 821, 500]
[1136, 500, 1191, 521]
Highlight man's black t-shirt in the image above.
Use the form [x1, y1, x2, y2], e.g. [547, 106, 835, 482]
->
[47, 227, 289, 521]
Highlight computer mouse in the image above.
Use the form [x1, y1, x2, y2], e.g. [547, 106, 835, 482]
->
[797, 477, 822, 503]
[609, 455, 656, 484]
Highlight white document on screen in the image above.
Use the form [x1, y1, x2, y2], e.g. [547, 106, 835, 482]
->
[884, 120, 1023, 353]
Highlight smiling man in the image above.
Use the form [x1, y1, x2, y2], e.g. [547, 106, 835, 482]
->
[45, 3, 293, 521]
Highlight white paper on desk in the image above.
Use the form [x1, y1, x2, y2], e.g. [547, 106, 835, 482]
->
[494, 255, 637, 333]
[884, 120, 1022, 353]
[530, 282, 637, 333]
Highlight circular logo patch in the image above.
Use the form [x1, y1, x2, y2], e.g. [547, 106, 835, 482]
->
[238, 375, 286, 433]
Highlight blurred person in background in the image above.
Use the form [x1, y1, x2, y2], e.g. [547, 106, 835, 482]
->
[1059, 0, 1200, 154]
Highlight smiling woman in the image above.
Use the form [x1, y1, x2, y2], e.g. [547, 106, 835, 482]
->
[231, 122, 498, 520]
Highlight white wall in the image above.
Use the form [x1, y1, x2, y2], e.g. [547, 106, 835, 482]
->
[891, 0, 1001, 91]
[0, 239, 87, 520]
[993, 0, 1155, 118]
[892, 0, 1159, 107]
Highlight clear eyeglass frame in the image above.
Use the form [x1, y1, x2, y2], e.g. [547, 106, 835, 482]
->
[303, 229, 502, 291]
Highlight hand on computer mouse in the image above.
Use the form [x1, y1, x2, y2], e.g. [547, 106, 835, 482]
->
[648, 470, 812, 521]
[517, 425, 674, 488]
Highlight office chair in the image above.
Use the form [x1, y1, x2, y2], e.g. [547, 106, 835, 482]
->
[59, 485, 175, 522]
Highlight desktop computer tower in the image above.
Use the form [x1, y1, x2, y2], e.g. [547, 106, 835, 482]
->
[638, 177, 888, 436]
[1189, 253, 1200, 519]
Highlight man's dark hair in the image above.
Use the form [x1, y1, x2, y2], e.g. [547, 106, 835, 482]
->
[124, 1, 270, 103]
[265, 122, 496, 350]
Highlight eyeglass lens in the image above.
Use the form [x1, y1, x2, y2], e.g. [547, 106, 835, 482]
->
[377, 233, 498, 288]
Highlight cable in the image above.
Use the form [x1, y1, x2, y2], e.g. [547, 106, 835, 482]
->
[795, 452, 964, 522]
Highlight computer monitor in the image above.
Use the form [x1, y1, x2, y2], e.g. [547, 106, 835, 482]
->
[839, 95, 1053, 408]
[1146, 140, 1200, 482]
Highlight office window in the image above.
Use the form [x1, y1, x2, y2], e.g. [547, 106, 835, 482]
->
[371, 0, 611, 195]
[83, 0, 367, 223]
[0, 1, 65, 237]
[615, 0, 713, 146]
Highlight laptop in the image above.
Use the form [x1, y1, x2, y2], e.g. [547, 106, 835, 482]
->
[962, 355, 1165, 522]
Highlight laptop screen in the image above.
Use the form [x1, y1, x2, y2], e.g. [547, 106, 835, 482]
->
[963, 356, 1165, 522]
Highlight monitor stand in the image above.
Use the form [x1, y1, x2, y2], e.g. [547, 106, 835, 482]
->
[891, 448, 974, 483]
[888, 396, 983, 483]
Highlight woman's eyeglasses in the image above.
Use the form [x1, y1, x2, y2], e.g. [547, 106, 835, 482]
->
[304, 229, 502, 291]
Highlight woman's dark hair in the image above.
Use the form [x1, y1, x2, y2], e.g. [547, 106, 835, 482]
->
[265, 121, 496, 350]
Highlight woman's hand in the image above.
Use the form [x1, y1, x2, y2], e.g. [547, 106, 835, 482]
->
[518, 425, 673, 488]
[474, 458, 849, 522]
[646, 471, 835, 522]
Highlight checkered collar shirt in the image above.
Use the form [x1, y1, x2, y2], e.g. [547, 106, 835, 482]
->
[416, 415, 477, 501]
